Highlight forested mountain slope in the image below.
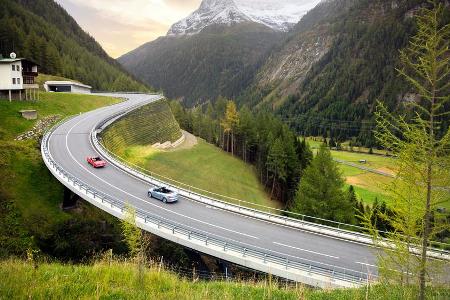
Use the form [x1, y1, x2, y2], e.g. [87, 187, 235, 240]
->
[0, 0, 149, 92]
[244, 0, 448, 145]
[119, 23, 282, 106]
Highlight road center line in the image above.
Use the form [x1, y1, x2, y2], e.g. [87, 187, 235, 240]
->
[273, 241, 340, 259]
[58, 106, 259, 240]
[355, 261, 377, 268]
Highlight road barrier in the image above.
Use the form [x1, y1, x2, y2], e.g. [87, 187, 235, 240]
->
[41, 93, 449, 288]
[42, 114, 374, 288]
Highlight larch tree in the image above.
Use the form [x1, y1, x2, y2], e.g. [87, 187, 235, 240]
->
[364, 2, 449, 298]
[221, 100, 239, 155]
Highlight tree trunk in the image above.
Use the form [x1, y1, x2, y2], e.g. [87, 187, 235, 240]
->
[270, 176, 276, 199]
[231, 132, 234, 156]
[419, 70, 436, 300]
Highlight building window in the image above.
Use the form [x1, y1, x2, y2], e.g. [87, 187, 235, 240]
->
[12, 78, 16, 84]
[17, 78, 21, 84]
[17, 65, 21, 71]
[12, 65, 15, 71]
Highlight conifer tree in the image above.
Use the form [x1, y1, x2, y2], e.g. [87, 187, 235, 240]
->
[363, 2, 450, 296]
[291, 145, 354, 223]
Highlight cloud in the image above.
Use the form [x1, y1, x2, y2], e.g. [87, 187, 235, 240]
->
[55, 0, 320, 58]
[56, 0, 201, 57]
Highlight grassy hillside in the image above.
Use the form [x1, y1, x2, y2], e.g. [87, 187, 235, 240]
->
[0, 93, 128, 259]
[1, 259, 448, 299]
[101, 100, 182, 154]
[0, 0, 150, 92]
[123, 140, 277, 209]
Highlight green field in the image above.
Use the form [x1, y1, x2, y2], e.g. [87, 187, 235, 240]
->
[1, 259, 448, 300]
[122, 140, 278, 209]
[305, 138, 395, 205]
[0, 93, 122, 257]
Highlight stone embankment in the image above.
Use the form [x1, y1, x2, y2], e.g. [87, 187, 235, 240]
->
[15, 115, 61, 141]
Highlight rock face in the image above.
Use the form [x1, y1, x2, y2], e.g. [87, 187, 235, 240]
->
[167, 0, 249, 36]
[167, 0, 313, 36]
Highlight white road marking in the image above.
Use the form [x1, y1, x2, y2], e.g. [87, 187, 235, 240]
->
[58, 112, 259, 240]
[355, 261, 377, 268]
[46, 96, 375, 276]
[273, 241, 340, 259]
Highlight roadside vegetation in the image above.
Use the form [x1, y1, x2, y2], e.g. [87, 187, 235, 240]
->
[362, 3, 450, 298]
[123, 140, 276, 209]
[0, 92, 127, 259]
[1, 258, 448, 300]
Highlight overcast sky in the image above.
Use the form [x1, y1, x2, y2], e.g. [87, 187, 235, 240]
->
[56, 0, 320, 58]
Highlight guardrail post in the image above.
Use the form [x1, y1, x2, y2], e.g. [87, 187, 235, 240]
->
[172, 227, 176, 234]
[144, 216, 147, 223]
[264, 254, 267, 263]
[243, 248, 246, 257]
[157, 221, 161, 229]
[223, 243, 227, 251]
[188, 231, 191, 240]
[205, 238, 208, 246]
[285, 258, 289, 270]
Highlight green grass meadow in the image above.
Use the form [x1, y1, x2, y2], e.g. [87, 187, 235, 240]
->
[305, 138, 395, 206]
[123, 140, 278, 209]
[1, 259, 448, 300]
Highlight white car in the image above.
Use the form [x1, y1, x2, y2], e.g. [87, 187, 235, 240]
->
[148, 187, 178, 203]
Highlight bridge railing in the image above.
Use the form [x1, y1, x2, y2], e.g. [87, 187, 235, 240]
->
[42, 114, 375, 287]
[91, 96, 450, 256]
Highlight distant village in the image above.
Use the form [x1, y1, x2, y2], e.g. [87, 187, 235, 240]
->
[0, 52, 92, 102]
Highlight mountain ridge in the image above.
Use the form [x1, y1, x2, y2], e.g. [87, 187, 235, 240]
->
[167, 0, 311, 36]
[0, 0, 149, 92]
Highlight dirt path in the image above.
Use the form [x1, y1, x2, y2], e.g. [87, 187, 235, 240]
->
[169, 130, 198, 151]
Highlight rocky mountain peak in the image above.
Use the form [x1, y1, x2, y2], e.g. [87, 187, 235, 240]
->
[167, 0, 315, 36]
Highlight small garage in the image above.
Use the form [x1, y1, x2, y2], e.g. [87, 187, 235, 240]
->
[44, 81, 92, 94]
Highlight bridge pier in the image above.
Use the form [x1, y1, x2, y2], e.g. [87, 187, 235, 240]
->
[62, 186, 79, 210]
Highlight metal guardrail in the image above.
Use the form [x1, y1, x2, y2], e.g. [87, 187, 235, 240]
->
[91, 95, 450, 256]
[41, 103, 375, 287]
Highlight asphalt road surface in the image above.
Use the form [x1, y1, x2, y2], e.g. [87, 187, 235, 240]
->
[48, 93, 380, 279]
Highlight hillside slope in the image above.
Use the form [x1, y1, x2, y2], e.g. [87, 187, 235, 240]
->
[0, 93, 128, 260]
[243, 0, 447, 145]
[101, 100, 182, 154]
[119, 23, 283, 106]
[0, 0, 149, 92]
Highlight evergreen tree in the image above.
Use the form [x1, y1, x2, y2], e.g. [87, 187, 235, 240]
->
[363, 3, 450, 293]
[266, 138, 287, 199]
[291, 145, 354, 223]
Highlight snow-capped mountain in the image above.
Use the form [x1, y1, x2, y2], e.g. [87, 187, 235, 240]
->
[167, 0, 319, 36]
[167, 0, 250, 36]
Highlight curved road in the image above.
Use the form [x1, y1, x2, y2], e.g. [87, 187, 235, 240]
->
[47, 93, 379, 282]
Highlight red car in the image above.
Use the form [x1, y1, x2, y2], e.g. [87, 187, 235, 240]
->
[87, 156, 106, 168]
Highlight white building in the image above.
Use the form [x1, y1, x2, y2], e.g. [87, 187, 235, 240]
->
[0, 53, 39, 101]
[44, 81, 92, 94]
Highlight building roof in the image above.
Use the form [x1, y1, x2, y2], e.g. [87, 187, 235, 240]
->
[0, 58, 39, 65]
[0, 58, 22, 63]
[44, 81, 92, 89]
